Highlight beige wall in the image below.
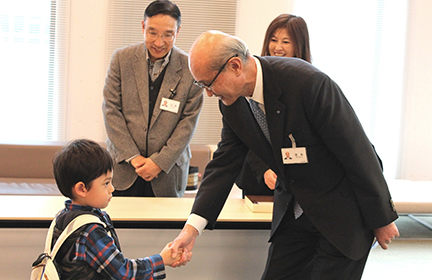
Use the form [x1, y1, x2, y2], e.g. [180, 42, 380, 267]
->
[64, 0, 432, 180]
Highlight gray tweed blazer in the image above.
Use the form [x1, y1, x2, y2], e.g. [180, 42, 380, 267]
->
[103, 43, 203, 196]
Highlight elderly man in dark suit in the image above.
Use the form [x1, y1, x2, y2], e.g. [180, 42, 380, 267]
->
[103, 0, 203, 197]
[170, 30, 399, 279]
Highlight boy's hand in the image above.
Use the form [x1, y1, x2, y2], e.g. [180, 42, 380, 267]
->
[168, 247, 192, 268]
[160, 242, 184, 266]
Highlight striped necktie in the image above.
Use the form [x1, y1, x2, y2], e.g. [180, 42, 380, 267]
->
[249, 98, 303, 218]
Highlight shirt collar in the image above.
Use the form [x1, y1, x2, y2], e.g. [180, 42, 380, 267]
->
[249, 56, 264, 105]
[64, 199, 104, 217]
[146, 48, 172, 67]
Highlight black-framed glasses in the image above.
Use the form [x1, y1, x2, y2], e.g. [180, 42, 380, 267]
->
[194, 54, 239, 89]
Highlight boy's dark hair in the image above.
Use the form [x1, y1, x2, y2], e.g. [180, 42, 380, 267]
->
[53, 139, 113, 199]
[144, 0, 181, 28]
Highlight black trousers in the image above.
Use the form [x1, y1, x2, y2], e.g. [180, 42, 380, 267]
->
[113, 176, 155, 197]
[261, 206, 370, 280]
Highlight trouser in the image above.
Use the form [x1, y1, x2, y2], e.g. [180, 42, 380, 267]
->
[261, 206, 370, 280]
[113, 176, 155, 197]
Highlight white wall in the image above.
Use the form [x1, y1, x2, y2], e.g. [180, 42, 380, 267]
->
[65, 0, 109, 141]
[236, 0, 293, 55]
[64, 0, 432, 180]
[64, 0, 293, 142]
[399, 0, 432, 180]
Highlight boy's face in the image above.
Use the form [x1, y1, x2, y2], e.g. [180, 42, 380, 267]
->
[84, 171, 114, 209]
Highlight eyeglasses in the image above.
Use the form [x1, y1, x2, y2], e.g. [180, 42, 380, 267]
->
[194, 54, 239, 89]
[145, 30, 176, 42]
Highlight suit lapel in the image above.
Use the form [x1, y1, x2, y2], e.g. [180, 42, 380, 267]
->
[132, 43, 150, 127]
[221, 98, 281, 178]
[259, 57, 286, 177]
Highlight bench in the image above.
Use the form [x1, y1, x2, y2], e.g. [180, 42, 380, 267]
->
[1, 141, 430, 228]
[0, 141, 213, 196]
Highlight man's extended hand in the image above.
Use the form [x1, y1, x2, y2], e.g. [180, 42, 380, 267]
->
[170, 224, 199, 267]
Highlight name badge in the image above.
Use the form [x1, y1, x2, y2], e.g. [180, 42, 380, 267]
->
[160, 97, 180, 114]
[281, 134, 308, 164]
[282, 147, 308, 164]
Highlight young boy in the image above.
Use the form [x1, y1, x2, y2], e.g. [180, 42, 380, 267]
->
[52, 139, 184, 279]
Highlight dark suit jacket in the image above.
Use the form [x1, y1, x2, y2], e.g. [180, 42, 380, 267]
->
[191, 56, 397, 260]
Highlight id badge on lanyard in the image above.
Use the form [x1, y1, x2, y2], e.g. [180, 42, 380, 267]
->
[281, 134, 308, 164]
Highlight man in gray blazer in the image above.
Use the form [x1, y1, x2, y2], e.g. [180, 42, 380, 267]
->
[102, 0, 203, 197]
[170, 31, 399, 279]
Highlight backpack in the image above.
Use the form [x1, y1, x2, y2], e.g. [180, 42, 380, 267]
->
[31, 214, 106, 280]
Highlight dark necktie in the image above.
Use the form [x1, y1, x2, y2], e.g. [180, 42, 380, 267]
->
[249, 99, 271, 143]
[249, 98, 303, 218]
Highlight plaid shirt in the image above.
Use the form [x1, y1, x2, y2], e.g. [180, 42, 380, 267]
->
[61, 200, 166, 279]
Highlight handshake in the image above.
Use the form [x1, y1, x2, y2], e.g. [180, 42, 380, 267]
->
[160, 242, 192, 267]
[160, 224, 199, 267]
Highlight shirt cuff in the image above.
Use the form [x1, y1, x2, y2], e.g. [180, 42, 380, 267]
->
[186, 214, 208, 236]
[125, 154, 140, 164]
[149, 254, 166, 279]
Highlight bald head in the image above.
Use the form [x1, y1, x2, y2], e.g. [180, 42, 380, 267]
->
[188, 31, 256, 105]
[189, 30, 250, 78]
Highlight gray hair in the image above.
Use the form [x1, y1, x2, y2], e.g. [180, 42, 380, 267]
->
[209, 32, 250, 71]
